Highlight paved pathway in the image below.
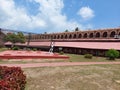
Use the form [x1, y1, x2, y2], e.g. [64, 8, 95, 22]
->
[0, 62, 120, 68]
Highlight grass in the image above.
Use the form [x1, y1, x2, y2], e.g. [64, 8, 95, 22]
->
[0, 47, 8, 52]
[23, 64, 120, 90]
[0, 59, 67, 64]
[67, 54, 120, 62]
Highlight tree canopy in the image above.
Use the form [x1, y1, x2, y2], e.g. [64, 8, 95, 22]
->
[106, 49, 119, 60]
[4, 32, 26, 47]
[75, 27, 79, 31]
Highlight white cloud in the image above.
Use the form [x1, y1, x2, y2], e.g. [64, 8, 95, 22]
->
[78, 7, 95, 20]
[0, 0, 92, 33]
[0, 0, 46, 31]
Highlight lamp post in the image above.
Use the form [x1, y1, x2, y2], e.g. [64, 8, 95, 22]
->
[27, 33, 31, 49]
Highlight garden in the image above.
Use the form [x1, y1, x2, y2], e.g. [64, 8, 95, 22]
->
[0, 47, 120, 90]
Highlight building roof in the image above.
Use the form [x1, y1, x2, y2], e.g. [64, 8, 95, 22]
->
[5, 41, 120, 50]
[55, 42, 120, 50]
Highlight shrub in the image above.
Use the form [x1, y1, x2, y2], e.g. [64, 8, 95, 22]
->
[59, 51, 64, 55]
[0, 66, 26, 90]
[12, 46, 19, 50]
[84, 54, 93, 59]
[33, 48, 37, 51]
[106, 49, 119, 60]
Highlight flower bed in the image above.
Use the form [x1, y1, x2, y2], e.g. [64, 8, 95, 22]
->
[0, 66, 26, 90]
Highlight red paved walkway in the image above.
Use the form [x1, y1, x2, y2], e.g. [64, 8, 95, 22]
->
[0, 62, 120, 68]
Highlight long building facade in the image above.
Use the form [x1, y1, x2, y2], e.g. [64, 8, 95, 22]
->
[3, 28, 120, 56]
[28, 28, 120, 40]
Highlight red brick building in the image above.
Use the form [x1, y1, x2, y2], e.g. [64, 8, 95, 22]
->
[4, 28, 120, 56]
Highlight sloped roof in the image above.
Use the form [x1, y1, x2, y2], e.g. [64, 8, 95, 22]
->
[5, 41, 120, 50]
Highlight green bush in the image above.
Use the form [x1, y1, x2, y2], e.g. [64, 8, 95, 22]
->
[33, 48, 37, 51]
[59, 51, 64, 55]
[106, 49, 119, 60]
[84, 54, 93, 59]
[12, 46, 19, 50]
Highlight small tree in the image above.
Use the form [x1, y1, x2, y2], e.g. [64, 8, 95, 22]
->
[44, 32, 47, 34]
[17, 32, 26, 43]
[106, 49, 119, 60]
[4, 32, 26, 48]
[65, 29, 69, 32]
[75, 27, 79, 31]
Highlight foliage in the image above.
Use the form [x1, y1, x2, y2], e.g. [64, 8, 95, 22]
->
[44, 32, 47, 34]
[33, 48, 37, 51]
[4, 33, 19, 43]
[65, 30, 69, 32]
[59, 51, 64, 55]
[75, 27, 79, 31]
[4, 32, 26, 47]
[106, 49, 119, 60]
[12, 46, 20, 50]
[84, 54, 93, 59]
[17, 32, 26, 43]
[0, 66, 26, 90]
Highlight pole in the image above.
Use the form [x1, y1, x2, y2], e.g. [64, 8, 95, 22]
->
[27, 33, 31, 48]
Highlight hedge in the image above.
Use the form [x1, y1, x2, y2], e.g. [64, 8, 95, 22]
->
[0, 66, 26, 90]
[84, 54, 93, 59]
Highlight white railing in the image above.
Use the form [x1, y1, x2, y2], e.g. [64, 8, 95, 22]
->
[114, 35, 120, 39]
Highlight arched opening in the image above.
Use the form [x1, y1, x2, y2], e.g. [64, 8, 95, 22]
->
[73, 34, 77, 39]
[37, 35, 40, 39]
[61, 35, 64, 39]
[89, 33, 93, 38]
[48, 35, 50, 39]
[41, 36, 43, 39]
[51, 36, 53, 39]
[54, 35, 56, 39]
[103, 32, 107, 37]
[69, 34, 72, 39]
[95, 32, 100, 38]
[65, 34, 67, 39]
[78, 34, 82, 38]
[57, 35, 60, 39]
[39, 36, 41, 39]
[44, 35, 46, 39]
[83, 33, 87, 38]
[110, 31, 115, 37]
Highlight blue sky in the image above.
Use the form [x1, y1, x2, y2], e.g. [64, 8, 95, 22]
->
[0, 0, 120, 33]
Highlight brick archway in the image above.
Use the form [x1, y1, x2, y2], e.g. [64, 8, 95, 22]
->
[61, 35, 64, 39]
[73, 34, 77, 39]
[83, 33, 87, 38]
[110, 31, 116, 37]
[103, 32, 108, 37]
[89, 33, 94, 38]
[57, 35, 60, 39]
[65, 34, 68, 39]
[78, 34, 82, 38]
[54, 35, 56, 39]
[95, 32, 100, 38]
[69, 34, 72, 39]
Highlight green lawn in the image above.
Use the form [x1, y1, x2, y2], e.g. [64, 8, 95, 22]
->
[67, 54, 120, 62]
[0, 47, 8, 52]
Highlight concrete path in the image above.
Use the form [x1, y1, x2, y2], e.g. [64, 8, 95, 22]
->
[0, 62, 120, 68]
